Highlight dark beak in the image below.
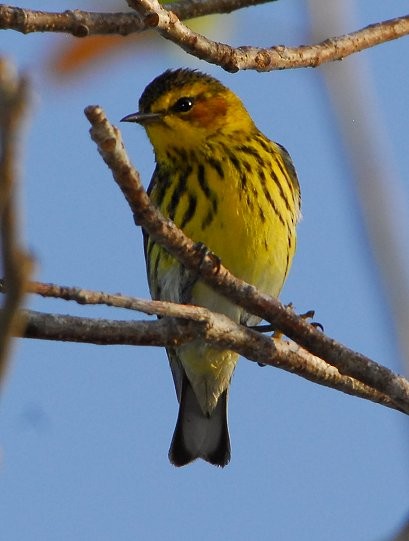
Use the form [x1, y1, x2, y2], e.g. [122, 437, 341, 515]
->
[120, 111, 163, 124]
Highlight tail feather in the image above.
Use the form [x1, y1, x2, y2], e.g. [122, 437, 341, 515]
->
[168, 377, 231, 467]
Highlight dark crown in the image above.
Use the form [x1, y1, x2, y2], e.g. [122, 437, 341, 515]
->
[139, 68, 227, 113]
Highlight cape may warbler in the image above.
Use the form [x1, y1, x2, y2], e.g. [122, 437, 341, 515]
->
[121, 68, 301, 467]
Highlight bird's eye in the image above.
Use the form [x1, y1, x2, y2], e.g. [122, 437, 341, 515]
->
[172, 97, 194, 113]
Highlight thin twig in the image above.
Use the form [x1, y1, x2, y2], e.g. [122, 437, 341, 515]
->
[0, 4, 408, 71]
[5, 306, 401, 414]
[129, 0, 409, 72]
[0, 0, 274, 36]
[83, 105, 409, 413]
[0, 58, 33, 383]
[309, 3, 409, 374]
[2, 278, 403, 410]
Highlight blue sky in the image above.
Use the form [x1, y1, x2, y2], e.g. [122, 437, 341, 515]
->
[1, 1, 409, 540]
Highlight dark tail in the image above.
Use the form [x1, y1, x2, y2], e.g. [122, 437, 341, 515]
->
[168, 377, 231, 467]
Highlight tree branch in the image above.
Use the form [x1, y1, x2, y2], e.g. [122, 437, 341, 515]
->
[2, 278, 404, 411]
[0, 58, 33, 384]
[0, 0, 274, 36]
[0, 3, 408, 71]
[4, 304, 401, 414]
[129, 0, 409, 72]
[83, 105, 409, 413]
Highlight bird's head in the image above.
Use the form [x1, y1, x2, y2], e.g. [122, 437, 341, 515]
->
[121, 68, 255, 159]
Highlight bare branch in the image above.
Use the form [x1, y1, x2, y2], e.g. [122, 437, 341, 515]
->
[310, 4, 409, 374]
[83, 104, 409, 412]
[1, 4, 408, 71]
[0, 278, 280, 333]
[0, 58, 33, 384]
[7, 306, 401, 414]
[2, 277, 403, 411]
[0, 6, 143, 37]
[0, 0, 273, 37]
[129, 0, 409, 72]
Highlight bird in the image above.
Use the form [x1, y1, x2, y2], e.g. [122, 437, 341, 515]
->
[121, 68, 301, 467]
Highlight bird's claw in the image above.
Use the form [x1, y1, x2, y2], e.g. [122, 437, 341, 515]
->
[253, 304, 323, 367]
[298, 308, 324, 332]
[181, 243, 221, 302]
[194, 242, 221, 274]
